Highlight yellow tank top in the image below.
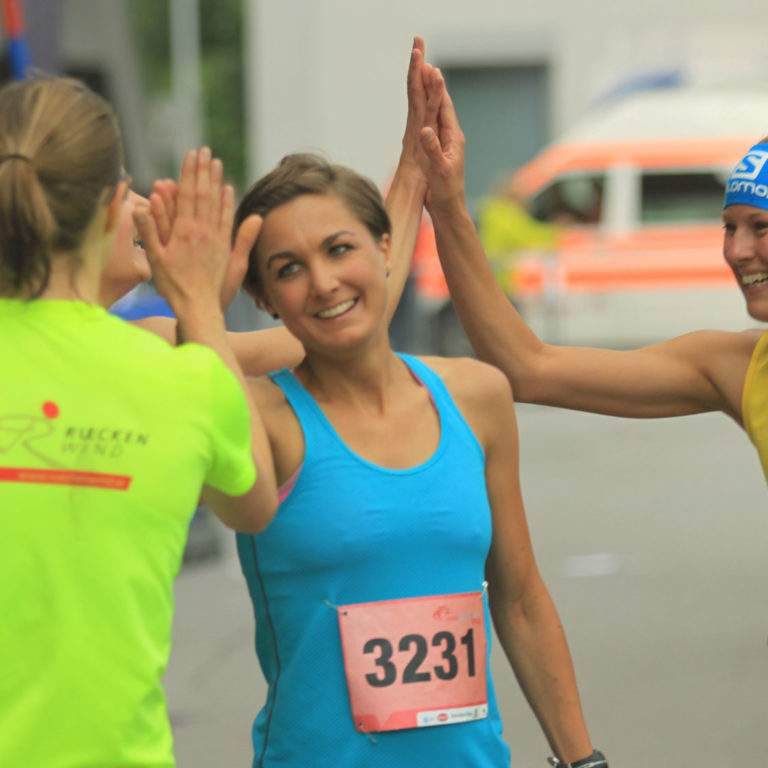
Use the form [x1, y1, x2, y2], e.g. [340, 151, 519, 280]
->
[742, 329, 768, 484]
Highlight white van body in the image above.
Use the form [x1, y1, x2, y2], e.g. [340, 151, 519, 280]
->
[414, 88, 768, 349]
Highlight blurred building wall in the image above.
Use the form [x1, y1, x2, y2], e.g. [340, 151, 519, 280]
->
[60, 0, 154, 189]
[7, 0, 768, 195]
[244, 0, 768, 189]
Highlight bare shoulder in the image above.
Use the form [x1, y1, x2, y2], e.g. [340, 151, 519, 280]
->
[419, 355, 513, 402]
[417, 356, 515, 447]
[246, 374, 294, 417]
[668, 327, 763, 374]
[669, 327, 763, 361]
[691, 327, 764, 421]
[645, 327, 761, 422]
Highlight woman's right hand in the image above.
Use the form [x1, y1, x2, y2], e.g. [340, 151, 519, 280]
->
[419, 84, 467, 216]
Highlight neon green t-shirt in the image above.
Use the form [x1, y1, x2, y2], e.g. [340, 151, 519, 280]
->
[0, 299, 256, 767]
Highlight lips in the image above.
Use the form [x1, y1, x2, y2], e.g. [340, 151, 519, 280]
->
[315, 298, 356, 318]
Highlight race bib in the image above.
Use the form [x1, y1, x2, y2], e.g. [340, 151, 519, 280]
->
[337, 591, 488, 733]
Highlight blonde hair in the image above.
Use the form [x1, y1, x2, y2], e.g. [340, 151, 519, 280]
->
[0, 76, 123, 297]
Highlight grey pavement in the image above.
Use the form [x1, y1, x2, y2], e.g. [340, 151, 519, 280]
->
[165, 405, 768, 767]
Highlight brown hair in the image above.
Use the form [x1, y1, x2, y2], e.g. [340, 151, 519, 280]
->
[0, 76, 123, 297]
[234, 153, 391, 300]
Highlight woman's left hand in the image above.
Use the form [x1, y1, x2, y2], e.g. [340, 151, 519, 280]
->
[398, 37, 444, 181]
[135, 148, 261, 315]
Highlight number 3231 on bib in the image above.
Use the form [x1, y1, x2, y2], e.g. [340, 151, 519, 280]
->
[337, 591, 488, 733]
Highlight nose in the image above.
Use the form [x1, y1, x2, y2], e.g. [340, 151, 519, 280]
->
[308, 259, 340, 297]
[727, 226, 755, 264]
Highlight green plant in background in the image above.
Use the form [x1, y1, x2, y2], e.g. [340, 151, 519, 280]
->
[128, 0, 246, 190]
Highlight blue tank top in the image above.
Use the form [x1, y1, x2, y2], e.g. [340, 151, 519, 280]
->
[236, 354, 511, 767]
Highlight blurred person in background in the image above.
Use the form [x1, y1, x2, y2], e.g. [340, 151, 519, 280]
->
[419, 79, 768, 504]
[0, 76, 277, 767]
[476, 171, 561, 307]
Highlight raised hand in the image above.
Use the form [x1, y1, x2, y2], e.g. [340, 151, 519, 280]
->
[134, 148, 261, 318]
[419, 85, 467, 214]
[399, 37, 444, 180]
[142, 155, 259, 311]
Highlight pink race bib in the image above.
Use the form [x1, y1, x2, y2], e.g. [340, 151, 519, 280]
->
[337, 591, 488, 733]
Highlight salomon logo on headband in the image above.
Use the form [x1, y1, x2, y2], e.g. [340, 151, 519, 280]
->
[731, 148, 768, 180]
[724, 143, 768, 210]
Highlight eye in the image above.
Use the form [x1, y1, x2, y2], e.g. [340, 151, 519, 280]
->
[133, 236, 145, 250]
[277, 261, 301, 279]
[329, 243, 352, 256]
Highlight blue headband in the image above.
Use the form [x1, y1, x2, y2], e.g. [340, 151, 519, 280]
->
[724, 143, 768, 210]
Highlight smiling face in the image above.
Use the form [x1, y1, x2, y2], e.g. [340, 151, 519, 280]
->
[722, 203, 768, 321]
[255, 193, 391, 354]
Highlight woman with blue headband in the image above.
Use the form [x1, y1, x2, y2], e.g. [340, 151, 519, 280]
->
[419, 87, 768, 485]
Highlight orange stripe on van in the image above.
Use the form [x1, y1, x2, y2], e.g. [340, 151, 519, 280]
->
[563, 266, 731, 292]
[514, 137, 753, 196]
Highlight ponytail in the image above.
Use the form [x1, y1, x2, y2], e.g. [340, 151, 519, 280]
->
[0, 154, 57, 296]
[0, 77, 123, 297]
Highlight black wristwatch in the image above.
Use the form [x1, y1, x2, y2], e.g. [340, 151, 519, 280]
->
[547, 748, 608, 768]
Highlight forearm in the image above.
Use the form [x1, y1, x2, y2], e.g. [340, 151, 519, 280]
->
[385, 162, 426, 322]
[428, 200, 546, 401]
[228, 326, 305, 377]
[177, 306, 277, 530]
[490, 580, 593, 763]
[132, 315, 305, 377]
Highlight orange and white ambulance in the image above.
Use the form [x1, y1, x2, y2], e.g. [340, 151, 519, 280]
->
[414, 88, 768, 350]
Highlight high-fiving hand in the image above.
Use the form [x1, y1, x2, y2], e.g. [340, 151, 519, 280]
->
[418, 73, 467, 214]
[134, 148, 261, 313]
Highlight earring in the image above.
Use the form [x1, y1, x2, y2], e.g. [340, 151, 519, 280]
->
[272, 312, 279, 320]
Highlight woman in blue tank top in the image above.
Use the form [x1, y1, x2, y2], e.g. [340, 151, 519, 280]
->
[232, 43, 607, 768]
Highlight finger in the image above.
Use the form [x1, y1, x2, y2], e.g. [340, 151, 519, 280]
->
[149, 191, 172, 245]
[154, 179, 178, 223]
[406, 43, 426, 120]
[424, 67, 444, 132]
[133, 204, 164, 264]
[219, 183, 235, 248]
[222, 212, 262, 309]
[438, 88, 465, 154]
[195, 146, 212, 222]
[419, 126, 445, 169]
[231, 213, 262, 266]
[210, 157, 224, 230]
[176, 150, 197, 220]
[219, 186, 242, 308]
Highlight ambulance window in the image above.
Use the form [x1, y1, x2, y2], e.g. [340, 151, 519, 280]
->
[640, 172, 725, 224]
[529, 175, 604, 225]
